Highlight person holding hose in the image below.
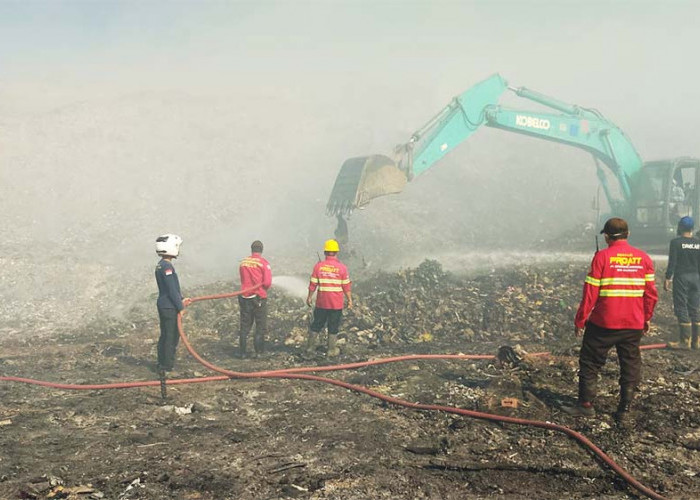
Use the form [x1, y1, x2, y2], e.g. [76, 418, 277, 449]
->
[306, 239, 352, 357]
[238, 240, 272, 358]
[563, 218, 658, 424]
[664, 216, 700, 349]
[154, 234, 190, 376]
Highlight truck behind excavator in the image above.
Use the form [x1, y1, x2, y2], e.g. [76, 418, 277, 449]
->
[326, 74, 699, 249]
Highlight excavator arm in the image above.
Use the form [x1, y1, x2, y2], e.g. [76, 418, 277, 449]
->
[484, 106, 642, 214]
[326, 74, 643, 221]
[326, 74, 509, 216]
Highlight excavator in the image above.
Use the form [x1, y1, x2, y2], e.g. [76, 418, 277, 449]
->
[326, 74, 699, 248]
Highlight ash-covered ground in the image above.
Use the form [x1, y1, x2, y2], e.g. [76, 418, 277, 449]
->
[3, 5, 700, 498]
[0, 76, 691, 500]
[1, 257, 698, 500]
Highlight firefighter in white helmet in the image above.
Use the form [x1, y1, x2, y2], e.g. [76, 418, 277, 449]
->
[154, 234, 190, 375]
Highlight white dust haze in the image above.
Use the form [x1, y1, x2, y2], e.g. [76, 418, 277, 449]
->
[0, 1, 697, 331]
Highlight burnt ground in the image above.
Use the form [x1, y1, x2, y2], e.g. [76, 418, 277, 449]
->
[1, 260, 699, 500]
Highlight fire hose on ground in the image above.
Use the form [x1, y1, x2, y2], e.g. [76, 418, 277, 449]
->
[0, 286, 673, 500]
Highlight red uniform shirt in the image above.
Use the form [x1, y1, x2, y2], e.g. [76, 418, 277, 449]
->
[239, 253, 272, 298]
[575, 240, 658, 330]
[309, 256, 351, 310]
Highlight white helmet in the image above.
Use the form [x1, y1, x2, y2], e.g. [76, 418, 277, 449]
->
[155, 234, 182, 257]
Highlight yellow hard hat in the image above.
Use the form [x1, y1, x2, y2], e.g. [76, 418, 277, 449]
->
[324, 239, 340, 252]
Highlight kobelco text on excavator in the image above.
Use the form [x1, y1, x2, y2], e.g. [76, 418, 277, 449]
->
[326, 73, 700, 249]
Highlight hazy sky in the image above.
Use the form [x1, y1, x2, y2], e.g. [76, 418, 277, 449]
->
[1, 0, 698, 324]
[1, 0, 698, 157]
[2, 0, 700, 258]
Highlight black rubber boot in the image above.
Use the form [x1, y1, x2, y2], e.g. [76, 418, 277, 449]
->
[159, 370, 167, 399]
[305, 331, 318, 358]
[614, 387, 635, 425]
[692, 323, 700, 350]
[239, 334, 248, 358]
[327, 334, 340, 357]
[578, 377, 597, 408]
[680, 323, 692, 349]
[254, 335, 265, 357]
[562, 376, 597, 417]
[561, 402, 596, 417]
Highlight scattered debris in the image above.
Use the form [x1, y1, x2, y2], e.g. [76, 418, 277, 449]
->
[0, 260, 696, 499]
[501, 397, 520, 408]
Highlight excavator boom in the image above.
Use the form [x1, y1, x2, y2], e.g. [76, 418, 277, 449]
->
[326, 74, 509, 216]
[326, 73, 697, 248]
[326, 74, 643, 219]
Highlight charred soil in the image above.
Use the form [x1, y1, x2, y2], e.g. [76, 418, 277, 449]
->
[1, 261, 699, 500]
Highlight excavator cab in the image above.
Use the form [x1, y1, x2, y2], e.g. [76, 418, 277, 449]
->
[323, 73, 699, 250]
[632, 158, 700, 245]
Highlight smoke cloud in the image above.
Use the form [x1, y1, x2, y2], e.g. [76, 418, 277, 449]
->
[0, 1, 697, 327]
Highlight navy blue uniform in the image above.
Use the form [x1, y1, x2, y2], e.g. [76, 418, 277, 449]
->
[155, 259, 184, 371]
[666, 236, 700, 323]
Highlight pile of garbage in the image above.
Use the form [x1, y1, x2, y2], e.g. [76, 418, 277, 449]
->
[2, 258, 695, 500]
[345, 260, 585, 345]
[184, 260, 593, 351]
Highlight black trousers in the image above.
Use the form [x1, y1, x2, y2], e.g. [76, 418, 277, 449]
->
[578, 322, 642, 403]
[157, 307, 180, 371]
[238, 296, 267, 353]
[310, 308, 342, 334]
[672, 272, 700, 323]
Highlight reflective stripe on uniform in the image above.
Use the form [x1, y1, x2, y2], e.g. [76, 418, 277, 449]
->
[585, 276, 601, 286]
[644, 274, 655, 281]
[318, 278, 350, 287]
[599, 289, 645, 297]
[319, 286, 343, 292]
[600, 277, 646, 286]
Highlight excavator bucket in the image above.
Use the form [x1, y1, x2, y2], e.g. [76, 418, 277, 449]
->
[326, 155, 407, 216]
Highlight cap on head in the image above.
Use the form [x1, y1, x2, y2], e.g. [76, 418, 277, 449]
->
[155, 234, 182, 257]
[251, 240, 264, 253]
[324, 239, 340, 253]
[600, 217, 629, 239]
[678, 216, 694, 233]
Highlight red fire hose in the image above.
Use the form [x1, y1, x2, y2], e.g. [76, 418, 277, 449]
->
[0, 285, 672, 500]
[175, 311, 670, 500]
